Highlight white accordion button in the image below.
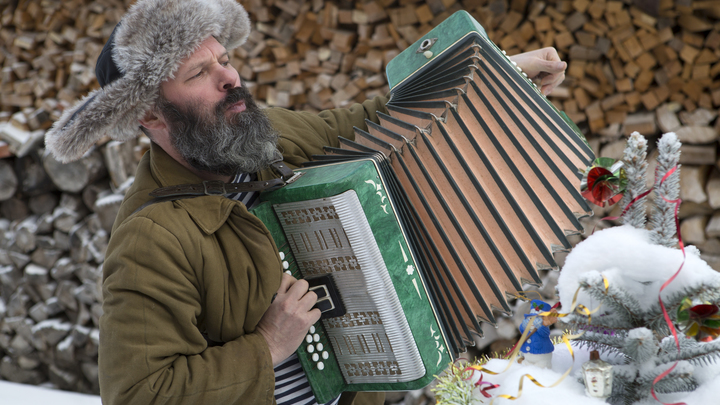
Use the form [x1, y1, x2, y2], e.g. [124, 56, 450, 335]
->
[316, 343, 323, 351]
[322, 351, 329, 360]
[282, 261, 289, 269]
[522, 72, 528, 77]
[306, 335, 313, 344]
[279, 252, 285, 260]
[313, 333, 320, 342]
[309, 326, 315, 334]
[285, 270, 292, 275]
[307, 344, 315, 353]
[502, 50, 506, 55]
[312, 353, 319, 362]
[423, 50, 433, 59]
[317, 362, 325, 370]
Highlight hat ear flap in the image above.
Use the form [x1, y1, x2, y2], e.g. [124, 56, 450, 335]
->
[45, 78, 156, 162]
[45, 90, 107, 163]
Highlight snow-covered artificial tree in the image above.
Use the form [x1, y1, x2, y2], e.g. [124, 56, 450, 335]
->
[432, 132, 720, 405]
[619, 132, 648, 229]
[557, 132, 720, 404]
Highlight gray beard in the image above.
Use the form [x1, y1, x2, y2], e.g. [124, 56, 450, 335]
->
[158, 86, 282, 176]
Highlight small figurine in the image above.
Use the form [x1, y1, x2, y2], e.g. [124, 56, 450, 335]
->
[517, 299, 558, 369]
[582, 350, 613, 398]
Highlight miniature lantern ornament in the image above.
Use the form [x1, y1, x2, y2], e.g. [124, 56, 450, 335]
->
[582, 350, 613, 399]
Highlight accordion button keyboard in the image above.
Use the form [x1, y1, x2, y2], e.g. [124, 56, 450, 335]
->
[314, 298, 334, 313]
[312, 286, 328, 299]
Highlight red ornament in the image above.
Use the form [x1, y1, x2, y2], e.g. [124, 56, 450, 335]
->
[580, 158, 627, 207]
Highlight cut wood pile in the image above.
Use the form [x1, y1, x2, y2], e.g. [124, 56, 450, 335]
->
[0, 0, 719, 396]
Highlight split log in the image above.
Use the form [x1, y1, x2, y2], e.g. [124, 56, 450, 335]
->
[680, 165, 710, 204]
[42, 150, 107, 194]
[681, 215, 709, 245]
[0, 160, 17, 201]
[675, 126, 719, 144]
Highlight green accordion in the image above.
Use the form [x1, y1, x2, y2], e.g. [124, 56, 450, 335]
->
[250, 10, 594, 403]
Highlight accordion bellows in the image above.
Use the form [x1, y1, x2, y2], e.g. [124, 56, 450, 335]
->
[250, 10, 594, 403]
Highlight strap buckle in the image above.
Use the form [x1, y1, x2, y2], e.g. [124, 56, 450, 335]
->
[202, 180, 227, 196]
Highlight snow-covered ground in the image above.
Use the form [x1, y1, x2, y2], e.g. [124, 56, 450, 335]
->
[473, 343, 720, 405]
[0, 380, 101, 405]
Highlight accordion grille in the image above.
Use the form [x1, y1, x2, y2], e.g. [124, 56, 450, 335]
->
[274, 190, 425, 384]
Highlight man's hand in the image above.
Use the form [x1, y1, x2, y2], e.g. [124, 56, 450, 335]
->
[508, 47, 567, 96]
[257, 273, 321, 366]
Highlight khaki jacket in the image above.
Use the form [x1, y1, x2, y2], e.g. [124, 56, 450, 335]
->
[99, 97, 388, 404]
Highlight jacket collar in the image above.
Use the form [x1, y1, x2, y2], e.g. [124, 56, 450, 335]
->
[147, 143, 238, 234]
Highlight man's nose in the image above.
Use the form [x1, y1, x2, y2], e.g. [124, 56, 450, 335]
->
[216, 65, 238, 91]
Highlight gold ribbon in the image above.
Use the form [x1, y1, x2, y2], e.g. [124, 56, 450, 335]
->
[468, 275, 609, 402]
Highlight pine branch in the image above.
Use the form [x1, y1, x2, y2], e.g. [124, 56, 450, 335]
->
[635, 361, 695, 400]
[659, 337, 720, 366]
[649, 132, 681, 247]
[578, 273, 643, 326]
[571, 330, 629, 352]
[654, 374, 698, 394]
[563, 316, 637, 331]
[622, 328, 658, 363]
[620, 132, 649, 228]
[610, 365, 643, 405]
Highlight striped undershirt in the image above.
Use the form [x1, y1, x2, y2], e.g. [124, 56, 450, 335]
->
[227, 173, 340, 405]
[226, 172, 261, 208]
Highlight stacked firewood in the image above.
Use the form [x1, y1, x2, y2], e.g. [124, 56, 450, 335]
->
[0, 0, 719, 397]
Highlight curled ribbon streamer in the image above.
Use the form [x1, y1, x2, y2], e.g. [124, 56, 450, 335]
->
[504, 277, 609, 358]
[478, 277, 609, 402]
[460, 368, 500, 398]
[507, 291, 544, 301]
[650, 166, 687, 405]
[531, 274, 609, 325]
[472, 334, 575, 404]
[592, 187, 654, 234]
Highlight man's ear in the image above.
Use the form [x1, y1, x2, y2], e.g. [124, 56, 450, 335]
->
[139, 108, 167, 132]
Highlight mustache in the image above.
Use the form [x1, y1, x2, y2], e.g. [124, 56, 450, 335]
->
[215, 86, 255, 115]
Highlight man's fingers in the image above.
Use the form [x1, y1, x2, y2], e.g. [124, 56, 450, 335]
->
[540, 72, 564, 95]
[299, 289, 318, 309]
[309, 307, 322, 324]
[277, 272, 297, 294]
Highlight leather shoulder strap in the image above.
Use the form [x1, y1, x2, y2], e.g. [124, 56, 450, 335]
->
[132, 161, 301, 215]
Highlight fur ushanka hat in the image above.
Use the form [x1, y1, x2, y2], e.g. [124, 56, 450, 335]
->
[45, 0, 251, 163]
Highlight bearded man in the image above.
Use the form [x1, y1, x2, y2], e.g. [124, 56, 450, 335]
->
[45, 1, 568, 404]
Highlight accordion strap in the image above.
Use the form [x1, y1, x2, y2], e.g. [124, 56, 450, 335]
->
[133, 161, 297, 214]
